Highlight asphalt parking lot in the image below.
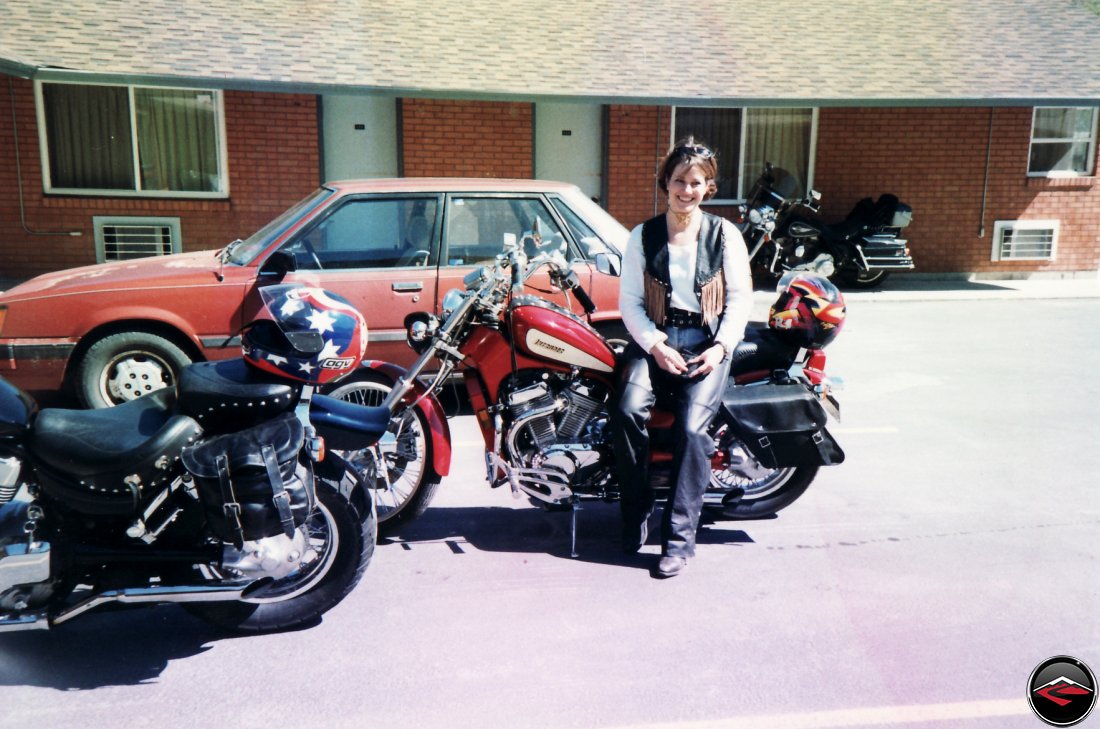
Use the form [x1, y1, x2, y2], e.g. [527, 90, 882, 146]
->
[1, 287, 1097, 729]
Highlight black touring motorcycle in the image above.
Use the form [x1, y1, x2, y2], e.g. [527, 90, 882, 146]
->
[739, 164, 915, 288]
[0, 285, 391, 633]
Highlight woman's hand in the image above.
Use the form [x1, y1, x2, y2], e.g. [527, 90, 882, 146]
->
[650, 341, 690, 375]
[686, 344, 726, 378]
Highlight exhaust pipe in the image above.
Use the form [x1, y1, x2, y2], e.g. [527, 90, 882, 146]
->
[0, 582, 249, 633]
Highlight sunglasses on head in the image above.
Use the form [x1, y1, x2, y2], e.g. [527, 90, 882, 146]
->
[674, 144, 714, 159]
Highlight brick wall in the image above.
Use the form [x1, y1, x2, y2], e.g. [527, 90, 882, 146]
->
[2, 77, 1098, 280]
[604, 104, 671, 229]
[815, 106, 1100, 275]
[400, 99, 532, 178]
[0, 75, 319, 280]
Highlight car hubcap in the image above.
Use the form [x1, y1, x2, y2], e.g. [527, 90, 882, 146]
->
[105, 353, 173, 403]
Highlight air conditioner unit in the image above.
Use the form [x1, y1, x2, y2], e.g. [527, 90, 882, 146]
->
[93, 216, 182, 263]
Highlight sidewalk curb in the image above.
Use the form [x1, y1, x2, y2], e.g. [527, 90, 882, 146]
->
[753, 277, 1100, 304]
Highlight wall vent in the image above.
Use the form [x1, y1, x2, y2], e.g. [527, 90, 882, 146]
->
[93, 216, 182, 263]
[992, 220, 1058, 262]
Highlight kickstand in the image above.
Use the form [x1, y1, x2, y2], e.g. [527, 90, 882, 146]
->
[569, 502, 581, 559]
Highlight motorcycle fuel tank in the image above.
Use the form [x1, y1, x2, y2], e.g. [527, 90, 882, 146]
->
[0, 376, 36, 438]
[509, 295, 615, 374]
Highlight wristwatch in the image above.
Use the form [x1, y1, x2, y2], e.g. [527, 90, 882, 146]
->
[715, 342, 730, 363]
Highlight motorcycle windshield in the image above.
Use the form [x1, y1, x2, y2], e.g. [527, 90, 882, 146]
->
[748, 166, 800, 206]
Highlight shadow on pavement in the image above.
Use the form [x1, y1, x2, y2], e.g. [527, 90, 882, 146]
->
[379, 500, 758, 570]
[0, 605, 236, 689]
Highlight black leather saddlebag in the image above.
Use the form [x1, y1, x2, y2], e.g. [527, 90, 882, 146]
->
[722, 380, 844, 469]
[180, 413, 314, 546]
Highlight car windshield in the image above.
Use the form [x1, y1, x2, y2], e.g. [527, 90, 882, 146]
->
[226, 187, 336, 265]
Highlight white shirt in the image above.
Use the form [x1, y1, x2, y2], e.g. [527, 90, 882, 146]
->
[619, 216, 753, 354]
[667, 243, 699, 312]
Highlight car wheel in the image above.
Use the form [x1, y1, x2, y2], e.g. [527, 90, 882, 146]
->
[77, 331, 193, 408]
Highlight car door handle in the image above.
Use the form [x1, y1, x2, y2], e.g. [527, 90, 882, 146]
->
[392, 282, 424, 292]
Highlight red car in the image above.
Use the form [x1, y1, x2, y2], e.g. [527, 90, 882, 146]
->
[0, 179, 628, 407]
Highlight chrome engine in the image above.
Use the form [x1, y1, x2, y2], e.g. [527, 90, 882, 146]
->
[217, 530, 314, 583]
[0, 487, 54, 620]
[499, 376, 612, 504]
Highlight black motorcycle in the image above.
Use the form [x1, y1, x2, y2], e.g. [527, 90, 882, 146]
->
[739, 164, 915, 288]
[0, 357, 388, 633]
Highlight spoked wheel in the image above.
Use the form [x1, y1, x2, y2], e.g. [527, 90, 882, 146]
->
[324, 372, 441, 532]
[707, 421, 818, 519]
[186, 463, 375, 633]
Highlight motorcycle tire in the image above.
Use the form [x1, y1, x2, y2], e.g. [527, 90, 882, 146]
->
[324, 370, 441, 534]
[185, 461, 375, 633]
[711, 463, 818, 519]
[836, 267, 890, 289]
[707, 420, 819, 518]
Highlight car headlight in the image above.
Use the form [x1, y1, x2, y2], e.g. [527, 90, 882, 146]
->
[440, 288, 466, 319]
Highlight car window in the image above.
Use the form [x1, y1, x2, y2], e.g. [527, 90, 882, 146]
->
[550, 191, 628, 255]
[282, 197, 438, 270]
[548, 197, 606, 260]
[444, 196, 570, 266]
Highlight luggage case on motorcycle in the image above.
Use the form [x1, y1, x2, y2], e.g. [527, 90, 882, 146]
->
[181, 413, 315, 546]
[721, 378, 844, 469]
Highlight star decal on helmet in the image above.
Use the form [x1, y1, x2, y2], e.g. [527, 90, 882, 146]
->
[316, 338, 342, 361]
[307, 309, 336, 334]
[279, 298, 305, 317]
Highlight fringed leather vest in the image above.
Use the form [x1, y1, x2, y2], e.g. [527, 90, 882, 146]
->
[641, 212, 727, 336]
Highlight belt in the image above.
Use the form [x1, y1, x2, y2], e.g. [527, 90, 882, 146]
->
[666, 307, 703, 328]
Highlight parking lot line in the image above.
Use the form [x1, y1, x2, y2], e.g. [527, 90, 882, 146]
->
[620, 698, 1030, 729]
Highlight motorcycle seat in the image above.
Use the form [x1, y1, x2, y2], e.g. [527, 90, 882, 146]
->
[28, 389, 203, 514]
[177, 358, 301, 433]
[649, 327, 797, 428]
[729, 326, 800, 378]
[309, 394, 390, 451]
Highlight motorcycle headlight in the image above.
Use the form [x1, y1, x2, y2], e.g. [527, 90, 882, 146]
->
[463, 266, 491, 290]
[404, 312, 438, 354]
[440, 288, 466, 319]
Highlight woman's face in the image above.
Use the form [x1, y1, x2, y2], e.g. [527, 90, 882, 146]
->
[666, 161, 709, 215]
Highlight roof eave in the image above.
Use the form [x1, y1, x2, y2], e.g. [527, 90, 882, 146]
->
[21, 67, 1100, 108]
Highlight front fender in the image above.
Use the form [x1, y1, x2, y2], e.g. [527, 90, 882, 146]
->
[359, 360, 452, 477]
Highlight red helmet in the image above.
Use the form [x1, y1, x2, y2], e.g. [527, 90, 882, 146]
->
[244, 285, 367, 385]
[768, 273, 847, 349]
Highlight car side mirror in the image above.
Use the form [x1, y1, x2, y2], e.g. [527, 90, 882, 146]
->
[259, 250, 298, 279]
[594, 251, 621, 277]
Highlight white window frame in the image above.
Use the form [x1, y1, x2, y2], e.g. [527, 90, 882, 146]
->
[93, 215, 182, 263]
[35, 81, 230, 198]
[991, 219, 1059, 262]
[671, 107, 819, 205]
[1027, 106, 1098, 178]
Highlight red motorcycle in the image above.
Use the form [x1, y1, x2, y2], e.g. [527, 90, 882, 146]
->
[356, 227, 846, 554]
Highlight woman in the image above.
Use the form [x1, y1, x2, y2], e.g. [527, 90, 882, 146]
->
[612, 139, 753, 578]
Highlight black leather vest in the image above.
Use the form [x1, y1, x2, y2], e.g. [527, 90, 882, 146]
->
[640, 212, 726, 334]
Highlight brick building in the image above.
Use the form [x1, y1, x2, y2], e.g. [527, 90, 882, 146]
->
[1, 1, 1099, 282]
